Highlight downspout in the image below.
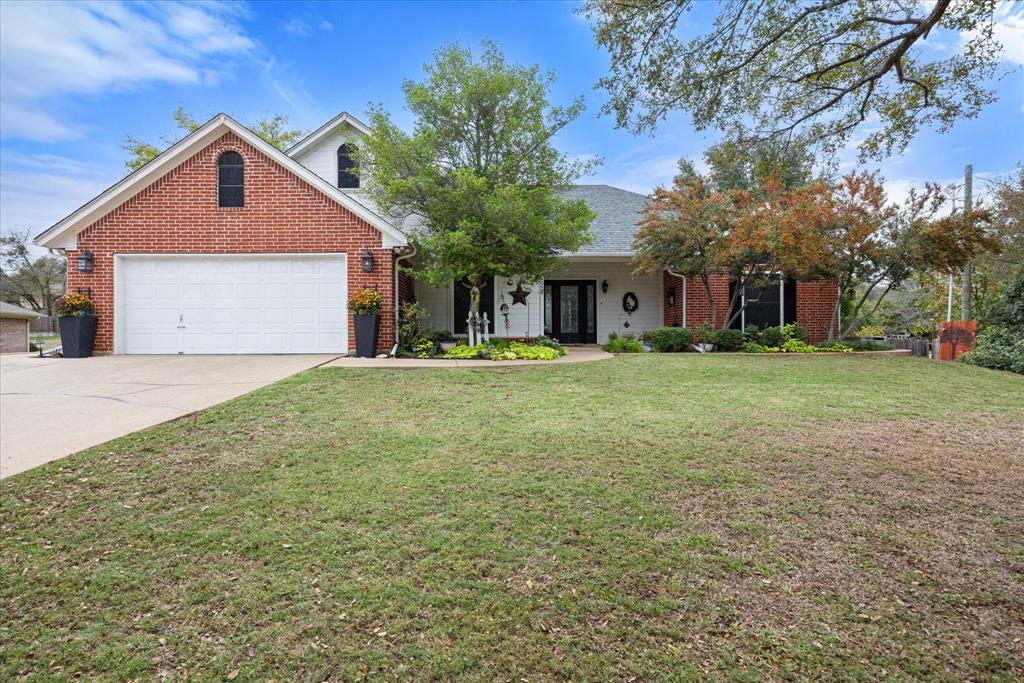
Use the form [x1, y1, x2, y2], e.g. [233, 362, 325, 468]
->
[391, 244, 418, 357]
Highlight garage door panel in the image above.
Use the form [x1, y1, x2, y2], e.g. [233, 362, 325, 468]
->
[120, 255, 347, 354]
[293, 308, 316, 324]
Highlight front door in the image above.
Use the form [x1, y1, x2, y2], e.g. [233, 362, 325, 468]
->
[544, 280, 597, 344]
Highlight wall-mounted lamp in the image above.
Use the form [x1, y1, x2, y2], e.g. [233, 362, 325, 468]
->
[601, 279, 609, 293]
[361, 249, 374, 273]
[76, 250, 95, 273]
[668, 289, 676, 306]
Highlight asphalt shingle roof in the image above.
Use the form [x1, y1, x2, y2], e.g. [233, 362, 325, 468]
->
[559, 184, 649, 254]
[347, 183, 650, 256]
[0, 302, 44, 319]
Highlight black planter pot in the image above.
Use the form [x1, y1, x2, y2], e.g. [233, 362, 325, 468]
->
[59, 315, 98, 358]
[353, 314, 380, 358]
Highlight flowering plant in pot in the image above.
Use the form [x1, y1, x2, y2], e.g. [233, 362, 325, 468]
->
[349, 289, 383, 357]
[54, 292, 98, 358]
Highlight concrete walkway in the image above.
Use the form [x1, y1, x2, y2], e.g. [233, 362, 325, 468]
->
[320, 347, 613, 369]
[0, 353, 336, 479]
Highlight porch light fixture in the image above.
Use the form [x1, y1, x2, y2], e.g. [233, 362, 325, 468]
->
[76, 250, 95, 273]
[361, 249, 374, 273]
[601, 279, 609, 293]
[668, 289, 676, 306]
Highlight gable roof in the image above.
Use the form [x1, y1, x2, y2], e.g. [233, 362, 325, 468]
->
[560, 185, 649, 255]
[34, 114, 407, 250]
[0, 302, 44, 319]
[286, 111, 370, 158]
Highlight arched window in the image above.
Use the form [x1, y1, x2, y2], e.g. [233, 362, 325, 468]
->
[337, 144, 358, 189]
[218, 151, 244, 207]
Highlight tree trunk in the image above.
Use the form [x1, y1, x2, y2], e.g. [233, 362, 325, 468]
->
[700, 274, 717, 330]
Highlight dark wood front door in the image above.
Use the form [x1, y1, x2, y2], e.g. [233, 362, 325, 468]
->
[544, 280, 597, 344]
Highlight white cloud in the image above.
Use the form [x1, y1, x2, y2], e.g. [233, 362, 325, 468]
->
[0, 1, 255, 142]
[0, 162, 111, 232]
[282, 17, 313, 36]
[584, 151, 681, 194]
[959, 1, 1024, 65]
[259, 57, 326, 123]
[990, 3, 1024, 65]
[319, 20, 334, 31]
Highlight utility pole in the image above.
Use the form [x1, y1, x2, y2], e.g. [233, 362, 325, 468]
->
[961, 164, 973, 321]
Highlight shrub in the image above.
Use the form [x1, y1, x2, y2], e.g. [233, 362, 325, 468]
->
[442, 340, 563, 361]
[445, 343, 485, 359]
[533, 335, 564, 353]
[984, 265, 1023, 332]
[508, 342, 561, 360]
[782, 339, 815, 353]
[854, 324, 885, 337]
[759, 326, 785, 348]
[742, 325, 762, 343]
[843, 339, 894, 351]
[960, 327, 1024, 374]
[414, 337, 436, 358]
[603, 332, 644, 353]
[53, 293, 94, 317]
[650, 327, 693, 352]
[711, 328, 744, 351]
[348, 289, 382, 315]
[398, 301, 428, 351]
[816, 341, 853, 353]
[783, 323, 807, 342]
[740, 341, 780, 353]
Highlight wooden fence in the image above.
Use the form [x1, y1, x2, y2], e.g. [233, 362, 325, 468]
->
[937, 320, 977, 361]
[28, 316, 58, 335]
[883, 336, 931, 357]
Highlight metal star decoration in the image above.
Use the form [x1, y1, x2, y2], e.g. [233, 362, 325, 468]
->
[510, 283, 531, 305]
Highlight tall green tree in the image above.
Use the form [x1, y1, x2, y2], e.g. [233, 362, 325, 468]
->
[360, 41, 597, 323]
[122, 107, 305, 173]
[583, 0, 1007, 158]
[678, 137, 818, 194]
[1, 229, 66, 315]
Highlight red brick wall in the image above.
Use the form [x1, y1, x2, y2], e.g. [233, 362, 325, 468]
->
[795, 280, 839, 343]
[684, 273, 732, 340]
[666, 273, 837, 343]
[662, 271, 682, 327]
[1, 318, 29, 353]
[397, 269, 415, 306]
[66, 132, 395, 354]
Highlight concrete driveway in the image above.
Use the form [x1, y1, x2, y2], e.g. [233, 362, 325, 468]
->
[0, 353, 338, 479]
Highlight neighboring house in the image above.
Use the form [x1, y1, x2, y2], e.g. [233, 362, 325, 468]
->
[0, 302, 43, 354]
[35, 111, 837, 355]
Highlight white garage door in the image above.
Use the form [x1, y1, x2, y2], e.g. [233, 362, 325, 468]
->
[118, 254, 347, 354]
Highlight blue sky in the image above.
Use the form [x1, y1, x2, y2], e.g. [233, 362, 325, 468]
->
[2, 0, 1022, 240]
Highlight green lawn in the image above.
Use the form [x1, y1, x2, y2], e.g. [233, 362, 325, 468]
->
[2, 355, 1022, 681]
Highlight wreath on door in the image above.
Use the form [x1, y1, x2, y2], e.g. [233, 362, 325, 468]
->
[622, 292, 639, 314]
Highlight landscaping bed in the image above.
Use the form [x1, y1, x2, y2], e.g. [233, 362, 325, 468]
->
[2, 355, 1022, 680]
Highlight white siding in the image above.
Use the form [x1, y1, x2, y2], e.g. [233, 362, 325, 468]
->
[414, 258, 663, 342]
[417, 280, 454, 332]
[555, 259, 662, 343]
[290, 126, 366, 188]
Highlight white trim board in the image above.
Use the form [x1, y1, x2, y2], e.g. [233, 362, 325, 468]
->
[286, 111, 371, 158]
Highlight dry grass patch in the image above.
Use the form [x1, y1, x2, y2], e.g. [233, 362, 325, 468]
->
[670, 414, 1024, 679]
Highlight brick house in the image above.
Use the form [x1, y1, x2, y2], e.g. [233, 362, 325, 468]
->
[0, 303, 44, 354]
[35, 112, 837, 354]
